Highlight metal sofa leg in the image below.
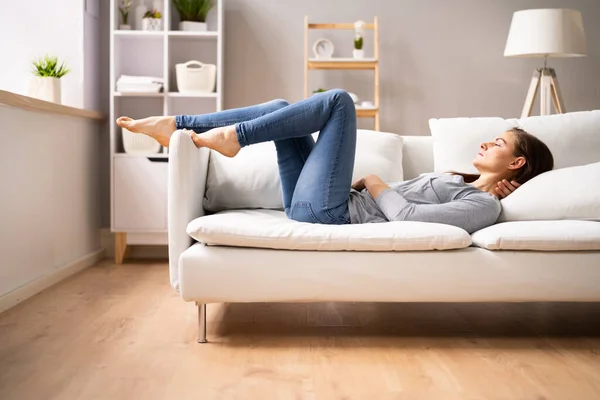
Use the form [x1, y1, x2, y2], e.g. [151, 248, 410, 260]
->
[196, 302, 207, 343]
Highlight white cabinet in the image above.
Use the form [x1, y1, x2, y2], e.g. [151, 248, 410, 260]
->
[113, 156, 168, 232]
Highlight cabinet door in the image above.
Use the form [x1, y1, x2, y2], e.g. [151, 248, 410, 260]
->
[113, 157, 168, 232]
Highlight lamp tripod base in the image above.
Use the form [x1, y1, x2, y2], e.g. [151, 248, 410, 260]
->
[521, 67, 565, 119]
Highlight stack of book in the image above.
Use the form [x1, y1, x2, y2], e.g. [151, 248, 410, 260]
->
[116, 75, 164, 93]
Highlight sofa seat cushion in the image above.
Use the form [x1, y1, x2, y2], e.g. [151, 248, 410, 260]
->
[186, 209, 472, 251]
[471, 220, 600, 251]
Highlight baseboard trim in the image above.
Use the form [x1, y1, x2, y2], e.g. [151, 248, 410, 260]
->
[0, 248, 105, 314]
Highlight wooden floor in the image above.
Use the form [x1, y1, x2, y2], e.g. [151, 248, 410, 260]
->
[1, 260, 599, 400]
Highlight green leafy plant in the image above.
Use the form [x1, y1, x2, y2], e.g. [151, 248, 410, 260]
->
[119, 0, 132, 24]
[143, 9, 162, 19]
[172, 0, 213, 22]
[31, 55, 70, 78]
[312, 88, 327, 94]
[354, 36, 363, 50]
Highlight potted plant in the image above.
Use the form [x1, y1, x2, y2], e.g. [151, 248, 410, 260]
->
[173, 0, 214, 32]
[353, 20, 365, 59]
[119, 0, 132, 30]
[142, 9, 163, 31]
[26, 55, 70, 104]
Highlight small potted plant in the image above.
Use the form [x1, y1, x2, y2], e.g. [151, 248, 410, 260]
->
[119, 0, 132, 30]
[142, 9, 163, 31]
[173, 0, 214, 32]
[26, 55, 70, 104]
[353, 20, 365, 59]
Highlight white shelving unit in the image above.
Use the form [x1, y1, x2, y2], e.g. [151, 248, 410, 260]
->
[109, 0, 224, 263]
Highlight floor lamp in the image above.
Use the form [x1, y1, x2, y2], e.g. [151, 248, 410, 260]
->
[504, 9, 587, 118]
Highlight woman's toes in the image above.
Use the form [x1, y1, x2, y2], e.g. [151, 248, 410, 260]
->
[116, 117, 133, 128]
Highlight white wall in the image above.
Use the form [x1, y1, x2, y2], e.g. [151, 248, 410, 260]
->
[95, 0, 600, 228]
[0, 105, 103, 307]
[0, 0, 100, 110]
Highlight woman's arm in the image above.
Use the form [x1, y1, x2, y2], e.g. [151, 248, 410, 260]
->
[364, 174, 390, 198]
[362, 175, 500, 233]
[373, 188, 501, 233]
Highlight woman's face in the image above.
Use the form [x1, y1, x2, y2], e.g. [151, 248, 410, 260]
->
[472, 130, 526, 174]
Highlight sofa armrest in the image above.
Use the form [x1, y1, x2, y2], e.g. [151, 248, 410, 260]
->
[168, 130, 210, 291]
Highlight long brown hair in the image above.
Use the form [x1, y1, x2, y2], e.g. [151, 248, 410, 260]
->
[451, 127, 554, 184]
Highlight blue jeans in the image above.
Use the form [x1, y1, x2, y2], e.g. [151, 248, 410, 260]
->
[175, 89, 356, 225]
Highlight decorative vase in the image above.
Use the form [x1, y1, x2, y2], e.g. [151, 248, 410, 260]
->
[134, 3, 146, 30]
[26, 77, 61, 104]
[120, 24, 132, 30]
[180, 21, 207, 31]
[353, 49, 364, 59]
[142, 17, 162, 31]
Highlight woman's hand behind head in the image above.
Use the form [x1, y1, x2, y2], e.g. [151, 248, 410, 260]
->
[495, 179, 521, 199]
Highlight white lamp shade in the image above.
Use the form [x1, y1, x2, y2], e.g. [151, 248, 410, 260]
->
[504, 9, 587, 58]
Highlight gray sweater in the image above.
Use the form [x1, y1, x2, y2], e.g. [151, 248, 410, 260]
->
[348, 173, 502, 234]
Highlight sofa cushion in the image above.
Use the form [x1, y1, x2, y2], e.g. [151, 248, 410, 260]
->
[471, 220, 600, 251]
[186, 209, 471, 251]
[499, 162, 600, 222]
[203, 129, 404, 212]
[429, 110, 600, 174]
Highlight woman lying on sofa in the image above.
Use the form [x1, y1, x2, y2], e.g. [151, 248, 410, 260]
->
[117, 89, 554, 234]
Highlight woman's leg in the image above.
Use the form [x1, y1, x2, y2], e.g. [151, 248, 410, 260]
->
[197, 89, 357, 224]
[179, 99, 318, 212]
[118, 98, 313, 210]
[116, 99, 291, 147]
[175, 99, 291, 133]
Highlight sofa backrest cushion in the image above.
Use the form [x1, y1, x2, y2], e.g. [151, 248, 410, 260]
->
[400, 135, 434, 179]
[429, 110, 600, 174]
[203, 129, 405, 212]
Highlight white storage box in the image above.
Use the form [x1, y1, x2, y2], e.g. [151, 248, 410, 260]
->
[122, 127, 162, 155]
[175, 60, 217, 93]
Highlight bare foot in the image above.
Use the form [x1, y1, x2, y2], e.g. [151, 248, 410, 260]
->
[190, 125, 241, 157]
[116, 116, 176, 147]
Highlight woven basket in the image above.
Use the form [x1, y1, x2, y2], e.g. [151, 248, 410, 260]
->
[122, 127, 162, 155]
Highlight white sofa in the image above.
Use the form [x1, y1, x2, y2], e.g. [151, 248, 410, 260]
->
[167, 112, 600, 343]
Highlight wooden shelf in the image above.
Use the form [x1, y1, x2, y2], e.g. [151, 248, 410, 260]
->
[304, 17, 380, 130]
[308, 23, 375, 30]
[356, 107, 378, 118]
[308, 58, 378, 70]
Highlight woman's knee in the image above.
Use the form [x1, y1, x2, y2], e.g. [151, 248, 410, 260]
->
[327, 89, 354, 108]
[289, 201, 348, 225]
[267, 98, 290, 110]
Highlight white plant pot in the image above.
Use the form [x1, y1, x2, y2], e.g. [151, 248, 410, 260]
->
[353, 49, 365, 59]
[120, 24, 132, 30]
[142, 18, 162, 31]
[26, 77, 61, 104]
[122, 128, 162, 155]
[175, 60, 217, 93]
[180, 21, 207, 31]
